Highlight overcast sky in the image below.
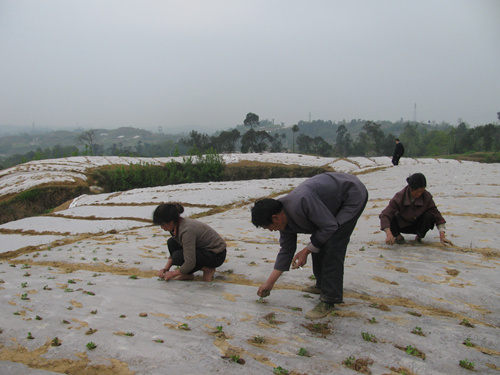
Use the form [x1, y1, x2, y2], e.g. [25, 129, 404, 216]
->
[1, 1, 499, 133]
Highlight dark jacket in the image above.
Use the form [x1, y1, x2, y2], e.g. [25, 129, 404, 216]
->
[393, 142, 404, 157]
[275, 172, 368, 271]
[379, 186, 445, 230]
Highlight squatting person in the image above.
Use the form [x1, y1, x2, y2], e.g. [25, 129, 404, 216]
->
[153, 203, 227, 282]
[251, 172, 368, 319]
[380, 172, 452, 246]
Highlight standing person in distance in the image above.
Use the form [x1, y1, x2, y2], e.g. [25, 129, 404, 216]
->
[392, 138, 404, 166]
[251, 172, 368, 319]
[380, 173, 452, 245]
[153, 203, 227, 282]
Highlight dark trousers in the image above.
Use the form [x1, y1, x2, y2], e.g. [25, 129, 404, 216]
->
[392, 155, 401, 165]
[389, 211, 436, 239]
[167, 238, 226, 273]
[311, 195, 368, 304]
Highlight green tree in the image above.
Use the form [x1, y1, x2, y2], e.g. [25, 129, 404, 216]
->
[335, 124, 353, 157]
[401, 123, 420, 157]
[211, 129, 240, 153]
[292, 124, 300, 153]
[181, 130, 211, 154]
[240, 129, 272, 153]
[296, 134, 312, 154]
[244, 113, 260, 128]
[76, 129, 97, 156]
[270, 133, 283, 152]
[361, 121, 385, 156]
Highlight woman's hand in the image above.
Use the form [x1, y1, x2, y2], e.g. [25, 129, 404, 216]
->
[439, 231, 453, 246]
[385, 229, 395, 245]
[163, 270, 180, 281]
[159, 259, 173, 278]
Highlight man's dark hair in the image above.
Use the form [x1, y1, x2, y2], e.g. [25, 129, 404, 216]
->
[251, 199, 283, 227]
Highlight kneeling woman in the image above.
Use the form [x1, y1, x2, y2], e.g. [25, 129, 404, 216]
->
[153, 203, 227, 282]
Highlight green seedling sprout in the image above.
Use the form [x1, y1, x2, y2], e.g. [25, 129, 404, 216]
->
[459, 359, 475, 370]
[253, 336, 265, 344]
[297, 347, 310, 357]
[361, 332, 377, 342]
[404, 345, 425, 359]
[273, 366, 290, 374]
[343, 356, 355, 367]
[51, 337, 61, 346]
[463, 338, 474, 347]
[27, 332, 34, 340]
[86, 342, 97, 350]
[412, 326, 424, 335]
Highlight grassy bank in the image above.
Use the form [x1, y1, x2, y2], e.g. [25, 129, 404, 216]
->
[0, 185, 90, 225]
[440, 151, 500, 163]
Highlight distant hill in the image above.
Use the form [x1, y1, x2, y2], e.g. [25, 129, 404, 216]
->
[0, 127, 183, 157]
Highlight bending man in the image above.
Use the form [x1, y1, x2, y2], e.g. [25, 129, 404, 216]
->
[251, 172, 368, 319]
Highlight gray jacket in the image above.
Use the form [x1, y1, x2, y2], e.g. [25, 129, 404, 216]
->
[172, 217, 226, 274]
[275, 172, 368, 271]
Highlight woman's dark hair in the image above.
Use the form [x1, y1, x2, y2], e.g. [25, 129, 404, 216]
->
[153, 203, 184, 225]
[406, 173, 427, 191]
[251, 199, 283, 227]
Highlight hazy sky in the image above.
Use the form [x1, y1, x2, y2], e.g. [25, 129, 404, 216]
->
[1, 1, 499, 133]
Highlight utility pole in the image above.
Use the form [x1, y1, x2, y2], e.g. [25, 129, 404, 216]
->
[413, 103, 417, 123]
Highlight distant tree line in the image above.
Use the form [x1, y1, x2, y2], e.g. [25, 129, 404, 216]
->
[1, 114, 499, 170]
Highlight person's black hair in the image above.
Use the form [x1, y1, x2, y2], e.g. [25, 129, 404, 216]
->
[395, 138, 400, 141]
[153, 203, 184, 225]
[251, 199, 283, 227]
[406, 173, 427, 191]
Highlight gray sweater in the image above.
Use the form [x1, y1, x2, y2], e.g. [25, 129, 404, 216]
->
[172, 217, 226, 274]
[275, 172, 368, 271]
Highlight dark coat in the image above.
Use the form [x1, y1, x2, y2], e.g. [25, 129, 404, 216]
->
[393, 142, 404, 157]
[379, 186, 445, 230]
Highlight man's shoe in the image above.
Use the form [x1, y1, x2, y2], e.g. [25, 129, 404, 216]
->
[395, 235, 405, 244]
[305, 301, 335, 319]
[302, 285, 321, 295]
[415, 236, 423, 244]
